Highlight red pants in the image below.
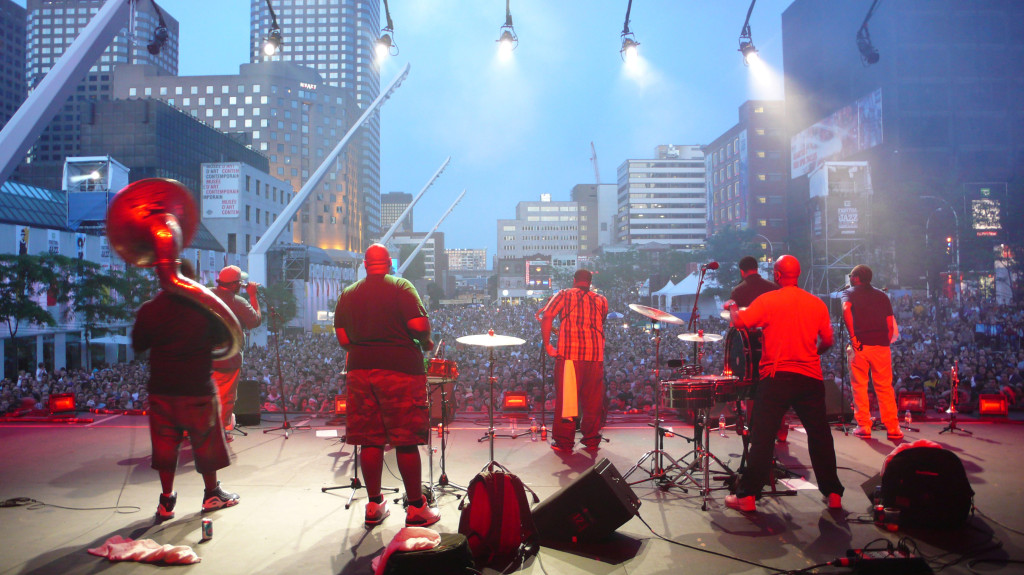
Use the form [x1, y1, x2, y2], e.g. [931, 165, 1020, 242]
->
[552, 359, 605, 448]
[212, 368, 240, 431]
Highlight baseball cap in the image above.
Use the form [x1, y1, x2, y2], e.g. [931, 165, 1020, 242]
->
[218, 265, 248, 283]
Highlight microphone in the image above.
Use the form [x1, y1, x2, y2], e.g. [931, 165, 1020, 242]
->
[839, 284, 851, 291]
[702, 261, 720, 270]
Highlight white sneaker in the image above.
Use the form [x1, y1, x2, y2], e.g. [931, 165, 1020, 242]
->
[365, 499, 389, 528]
[405, 500, 440, 527]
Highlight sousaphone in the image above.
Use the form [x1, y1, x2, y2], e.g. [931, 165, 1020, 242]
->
[106, 178, 243, 359]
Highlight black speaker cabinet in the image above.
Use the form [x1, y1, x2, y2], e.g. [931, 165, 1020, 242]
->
[234, 379, 261, 426]
[532, 458, 640, 543]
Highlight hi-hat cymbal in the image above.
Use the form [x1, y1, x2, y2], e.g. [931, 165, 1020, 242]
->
[628, 304, 684, 325]
[720, 307, 746, 319]
[678, 332, 723, 343]
[456, 333, 526, 347]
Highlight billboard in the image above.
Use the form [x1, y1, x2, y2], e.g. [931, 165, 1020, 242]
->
[525, 260, 551, 289]
[791, 89, 883, 178]
[202, 163, 241, 218]
[964, 183, 1006, 238]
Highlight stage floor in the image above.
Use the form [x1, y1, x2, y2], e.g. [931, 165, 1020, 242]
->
[1, 411, 1022, 575]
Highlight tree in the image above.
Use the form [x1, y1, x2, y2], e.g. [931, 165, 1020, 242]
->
[398, 244, 427, 284]
[425, 281, 445, 310]
[703, 227, 762, 296]
[0, 253, 63, 339]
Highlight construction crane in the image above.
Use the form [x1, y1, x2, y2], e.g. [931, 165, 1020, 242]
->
[590, 142, 601, 185]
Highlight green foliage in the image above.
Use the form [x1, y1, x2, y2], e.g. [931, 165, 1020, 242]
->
[0, 253, 63, 338]
[425, 282, 445, 310]
[703, 227, 763, 295]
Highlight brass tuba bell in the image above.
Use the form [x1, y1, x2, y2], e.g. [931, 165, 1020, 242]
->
[106, 178, 243, 360]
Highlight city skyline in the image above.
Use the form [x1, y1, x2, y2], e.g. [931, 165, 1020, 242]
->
[10, 0, 793, 260]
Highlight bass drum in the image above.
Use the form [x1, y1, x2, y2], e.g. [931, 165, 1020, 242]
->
[724, 327, 763, 399]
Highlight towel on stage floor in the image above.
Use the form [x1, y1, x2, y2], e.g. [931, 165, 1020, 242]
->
[88, 535, 201, 564]
[371, 527, 441, 575]
[561, 359, 578, 419]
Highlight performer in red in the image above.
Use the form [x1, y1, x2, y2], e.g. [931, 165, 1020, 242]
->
[212, 265, 262, 437]
[133, 259, 239, 520]
[334, 244, 439, 528]
[539, 269, 608, 454]
[842, 264, 902, 440]
[724, 255, 844, 512]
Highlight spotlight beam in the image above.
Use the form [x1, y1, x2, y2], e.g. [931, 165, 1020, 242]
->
[619, 0, 640, 61]
[497, 0, 518, 52]
[738, 0, 759, 65]
[262, 0, 283, 57]
[376, 0, 398, 59]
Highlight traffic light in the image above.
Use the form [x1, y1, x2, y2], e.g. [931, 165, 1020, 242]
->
[946, 236, 952, 255]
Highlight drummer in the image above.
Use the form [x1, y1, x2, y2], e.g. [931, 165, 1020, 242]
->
[730, 256, 778, 309]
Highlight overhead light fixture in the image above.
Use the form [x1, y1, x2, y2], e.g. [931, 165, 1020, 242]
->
[145, 0, 168, 55]
[376, 0, 398, 61]
[619, 0, 640, 62]
[857, 0, 882, 66]
[262, 0, 283, 58]
[738, 0, 758, 66]
[497, 0, 518, 55]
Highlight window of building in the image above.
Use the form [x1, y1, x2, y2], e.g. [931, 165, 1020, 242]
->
[227, 233, 236, 254]
[245, 205, 251, 221]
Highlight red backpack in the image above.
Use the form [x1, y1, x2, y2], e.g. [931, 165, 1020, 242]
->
[458, 470, 538, 569]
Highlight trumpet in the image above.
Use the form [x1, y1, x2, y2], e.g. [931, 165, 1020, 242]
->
[106, 178, 243, 360]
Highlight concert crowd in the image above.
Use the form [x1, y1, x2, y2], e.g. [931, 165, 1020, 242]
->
[3, 286, 1023, 420]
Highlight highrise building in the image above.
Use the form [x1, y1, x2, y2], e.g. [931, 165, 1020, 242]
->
[380, 191, 412, 234]
[114, 62, 363, 251]
[570, 183, 617, 255]
[705, 101, 788, 257]
[616, 145, 707, 249]
[0, 0, 26, 131]
[446, 248, 487, 271]
[18, 0, 178, 188]
[250, 0, 380, 248]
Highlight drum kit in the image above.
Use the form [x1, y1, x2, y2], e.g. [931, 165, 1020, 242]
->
[622, 303, 766, 510]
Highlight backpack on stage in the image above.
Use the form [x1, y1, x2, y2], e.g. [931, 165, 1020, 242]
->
[876, 439, 974, 529]
[458, 470, 538, 569]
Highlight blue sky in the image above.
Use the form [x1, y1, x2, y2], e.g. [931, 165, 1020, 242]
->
[26, 1, 798, 260]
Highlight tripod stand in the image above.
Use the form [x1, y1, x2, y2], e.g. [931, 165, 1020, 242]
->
[426, 372, 466, 500]
[262, 306, 310, 438]
[622, 305, 691, 493]
[321, 442, 400, 509]
[941, 360, 972, 436]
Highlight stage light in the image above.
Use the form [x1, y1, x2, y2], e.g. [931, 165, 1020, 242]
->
[978, 394, 1008, 417]
[376, 0, 398, 61]
[738, 0, 758, 66]
[334, 395, 347, 415]
[48, 393, 76, 414]
[262, 0, 283, 58]
[145, 1, 169, 56]
[857, 0, 882, 66]
[497, 0, 518, 55]
[503, 391, 529, 411]
[619, 0, 640, 62]
[897, 391, 926, 414]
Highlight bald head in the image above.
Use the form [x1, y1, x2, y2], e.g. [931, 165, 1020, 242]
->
[773, 255, 801, 286]
[364, 243, 391, 276]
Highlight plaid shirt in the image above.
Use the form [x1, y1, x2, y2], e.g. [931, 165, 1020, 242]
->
[544, 287, 607, 362]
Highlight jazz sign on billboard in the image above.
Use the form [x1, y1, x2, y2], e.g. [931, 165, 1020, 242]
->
[202, 163, 241, 218]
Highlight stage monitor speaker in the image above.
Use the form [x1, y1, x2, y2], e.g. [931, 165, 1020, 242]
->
[824, 378, 851, 422]
[898, 391, 926, 414]
[531, 458, 640, 543]
[235, 379, 261, 426]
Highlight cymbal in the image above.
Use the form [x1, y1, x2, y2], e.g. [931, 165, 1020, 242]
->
[456, 333, 526, 347]
[628, 304, 684, 325]
[719, 307, 746, 319]
[678, 332, 723, 343]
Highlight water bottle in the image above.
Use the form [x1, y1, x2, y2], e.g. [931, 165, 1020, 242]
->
[904, 410, 911, 426]
[719, 413, 727, 437]
[530, 418, 538, 441]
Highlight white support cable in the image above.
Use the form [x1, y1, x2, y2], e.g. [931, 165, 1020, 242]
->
[398, 189, 466, 276]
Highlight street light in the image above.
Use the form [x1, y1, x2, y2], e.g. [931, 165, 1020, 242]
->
[922, 196, 960, 307]
[754, 233, 774, 262]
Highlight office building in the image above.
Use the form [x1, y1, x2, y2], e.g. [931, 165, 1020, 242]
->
[380, 191, 412, 234]
[704, 101, 788, 257]
[446, 248, 487, 271]
[250, 0, 381, 248]
[390, 231, 445, 284]
[0, 0, 26, 131]
[497, 196, 579, 269]
[570, 183, 617, 255]
[616, 145, 707, 249]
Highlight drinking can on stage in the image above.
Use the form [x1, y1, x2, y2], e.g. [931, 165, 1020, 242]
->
[201, 518, 213, 541]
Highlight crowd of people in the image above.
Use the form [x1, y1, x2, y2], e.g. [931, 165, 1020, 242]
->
[4, 287, 1024, 421]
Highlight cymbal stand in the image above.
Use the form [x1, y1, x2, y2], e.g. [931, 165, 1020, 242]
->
[941, 361, 972, 436]
[675, 406, 740, 510]
[428, 376, 466, 499]
[321, 443, 400, 509]
[623, 319, 691, 493]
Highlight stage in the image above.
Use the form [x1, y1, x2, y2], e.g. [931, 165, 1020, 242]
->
[1, 411, 1022, 574]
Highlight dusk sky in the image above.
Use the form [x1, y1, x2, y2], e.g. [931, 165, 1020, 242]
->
[30, 1, 804, 260]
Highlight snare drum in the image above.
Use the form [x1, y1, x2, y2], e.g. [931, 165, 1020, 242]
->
[686, 374, 740, 404]
[663, 379, 718, 410]
[427, 358, 459, 380]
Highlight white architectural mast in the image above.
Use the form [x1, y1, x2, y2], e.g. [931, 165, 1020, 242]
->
[248, 63, 411, 286]
[397, 189, 466, 276]
[378, 156, 450, 246]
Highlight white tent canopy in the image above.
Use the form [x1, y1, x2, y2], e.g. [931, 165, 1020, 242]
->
[651, 272, 722, 319]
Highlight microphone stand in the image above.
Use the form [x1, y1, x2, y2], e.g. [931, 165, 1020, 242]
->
[833, 318, 852, 434]
[686, 266, 711, 368]
[263, 305, 310, 438]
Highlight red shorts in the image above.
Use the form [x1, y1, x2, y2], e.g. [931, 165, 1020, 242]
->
[149, 394, 231, 474]
[345, 369, 428, 446]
